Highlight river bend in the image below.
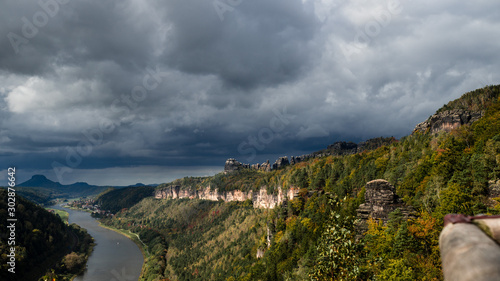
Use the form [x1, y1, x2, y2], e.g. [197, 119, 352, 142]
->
[52, 205, 144, 281]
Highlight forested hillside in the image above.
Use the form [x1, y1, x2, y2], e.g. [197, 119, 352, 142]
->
[102, 85, 500, 280]
[0, 189, 94, 281]
[96, 186, 155, 213]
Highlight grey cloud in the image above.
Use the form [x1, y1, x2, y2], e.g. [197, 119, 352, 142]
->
[1, 0, 500, 185]
[159, 0, 320, 88]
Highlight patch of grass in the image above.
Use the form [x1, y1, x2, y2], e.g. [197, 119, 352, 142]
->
[46, 208, 69, 224]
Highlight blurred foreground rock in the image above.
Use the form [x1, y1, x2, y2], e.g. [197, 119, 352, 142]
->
[440, 214, 500, 281]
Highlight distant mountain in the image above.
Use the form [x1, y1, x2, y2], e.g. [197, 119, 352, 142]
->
[16, 175, 158, 204]
[18, 174, 63, 188]
[127, 183, 160, 187]
[72, 181, 92, 187]
[17, 175, 108, 203]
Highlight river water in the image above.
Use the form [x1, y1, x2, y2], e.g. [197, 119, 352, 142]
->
[52, 205, 144, 281]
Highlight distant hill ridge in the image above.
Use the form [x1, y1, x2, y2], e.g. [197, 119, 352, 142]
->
[16, 175, 159, 204]
[224, 137, 398, 174]
[18, 174, 157, 188]
[19, 175, 66, 188]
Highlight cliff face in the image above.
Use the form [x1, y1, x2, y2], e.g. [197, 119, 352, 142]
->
[356, 179, 415, 238]
[414, 109, 484, 134]
[414, 85, 500, 134]
[155, 185, 299, 209]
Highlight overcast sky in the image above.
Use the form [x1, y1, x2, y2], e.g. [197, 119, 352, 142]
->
[1, 0, 499, 185]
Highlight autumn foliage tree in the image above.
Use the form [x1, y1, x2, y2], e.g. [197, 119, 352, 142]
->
[310, 198, 361, 281]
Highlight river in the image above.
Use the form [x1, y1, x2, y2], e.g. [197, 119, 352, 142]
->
[52, 205, 144, 281]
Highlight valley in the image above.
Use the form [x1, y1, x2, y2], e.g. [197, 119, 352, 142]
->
[97, 86, 500, 280]
[3, 85, 500, 280]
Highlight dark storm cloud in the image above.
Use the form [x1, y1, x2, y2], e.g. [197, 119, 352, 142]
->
[1, 0, 500, 185]
[159, 0, 320, 88]
[0, 0, 158, 74]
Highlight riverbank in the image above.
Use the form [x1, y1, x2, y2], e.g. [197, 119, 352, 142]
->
[38, 222, 95, 281]
[57, 205, 144, 281]
[58, 205, 147, 258]
[60, 205, 148, 278]
[97, 222, 150, 259]
[96, 222, 149, 280]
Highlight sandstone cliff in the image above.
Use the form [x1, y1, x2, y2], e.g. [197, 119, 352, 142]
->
[356, 179, 415, 238]
[413, 85, 500, 134]
[155, 185, 299, 209]
[413, 109, 483, 134]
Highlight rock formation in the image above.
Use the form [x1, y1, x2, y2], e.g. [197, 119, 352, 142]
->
[414, 109, 484, 134]
[258, 160, 272, 172]
[155, 185, 299, 209]
[356, 179, 415, 238]
[327, 141, 358, 154]
[224, 158, 243, 174]
[489, 180, 500, 198]
[224, 158, 275, 173]
[224, 138, 397, 174]
[486, 180, 500, 209]
[272, 157, 290, 170]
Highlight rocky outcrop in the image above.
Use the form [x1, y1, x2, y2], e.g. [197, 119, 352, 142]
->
[488, 180, 500, 198]
[224, 138, 397, 174]
[224, 158, 254, 174]
[224, 158, 276, 173]
[224, 156, 298, 174]
[247, 160, 272, 172]
[224, 158, 241, 173]
[322, 138, 397, 156]
[356, 179, 415, 238]
[414, 109, 484, 134]
[155, 185, 299, 209]
[327, 141, 358, 154]
[486, 180, 500, 208]
[273, 157, 290, 170]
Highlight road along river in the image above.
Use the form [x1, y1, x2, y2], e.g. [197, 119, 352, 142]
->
[52, 205, 144, 281]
